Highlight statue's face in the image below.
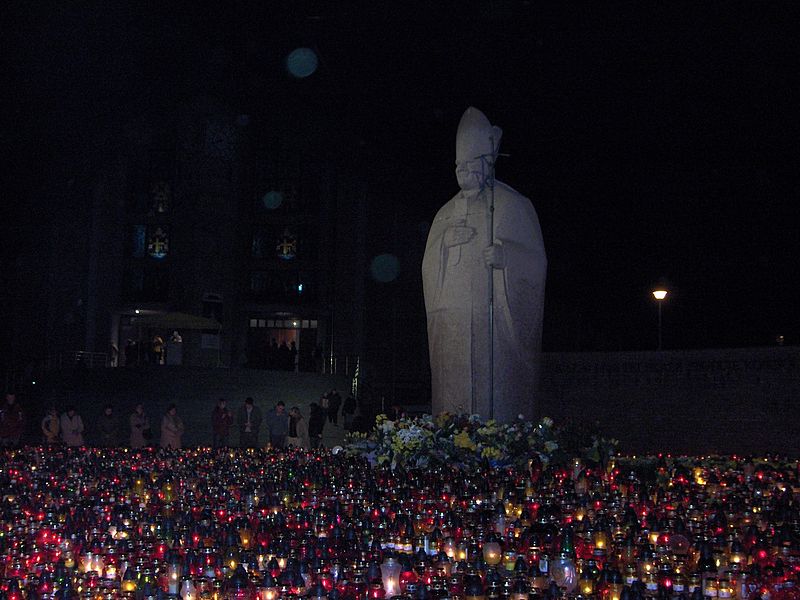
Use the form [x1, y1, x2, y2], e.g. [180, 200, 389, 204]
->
[456, 157, 487, 191]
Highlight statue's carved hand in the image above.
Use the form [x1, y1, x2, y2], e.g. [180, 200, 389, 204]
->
[483, 244, 505, 268]
[443, 226, 476, 247]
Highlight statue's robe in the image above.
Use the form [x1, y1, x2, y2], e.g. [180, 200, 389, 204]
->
[422, 181, 546, 421]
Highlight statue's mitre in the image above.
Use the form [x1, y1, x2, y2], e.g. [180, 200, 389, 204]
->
[456, 107, 503, 163]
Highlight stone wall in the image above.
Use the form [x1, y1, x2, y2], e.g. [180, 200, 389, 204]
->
[539, 346, 800, 455]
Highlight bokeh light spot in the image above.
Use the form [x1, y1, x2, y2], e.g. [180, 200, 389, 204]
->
[262, 191, 283, 210]
[286, 47, 318, 78]
[370, 254, 400, 282]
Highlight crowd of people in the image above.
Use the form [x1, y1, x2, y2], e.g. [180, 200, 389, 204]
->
[0, 388, 359, 451]
[123, 331, 182, 367]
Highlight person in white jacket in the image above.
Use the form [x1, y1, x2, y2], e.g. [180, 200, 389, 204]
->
[60, 407, 85, 447]
[160, 404, 185, 449]
[286, 406, 310, 449]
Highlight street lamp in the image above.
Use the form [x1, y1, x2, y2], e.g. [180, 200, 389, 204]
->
[652, 289, 668, 350]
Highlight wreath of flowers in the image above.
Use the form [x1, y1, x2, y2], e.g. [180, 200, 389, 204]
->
[345, 413, 617, 471]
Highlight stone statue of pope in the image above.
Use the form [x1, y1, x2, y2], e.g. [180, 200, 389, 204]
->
[422, 107, 547, 421]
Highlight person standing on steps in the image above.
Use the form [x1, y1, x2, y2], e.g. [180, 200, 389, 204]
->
[327, 389, 341, 425]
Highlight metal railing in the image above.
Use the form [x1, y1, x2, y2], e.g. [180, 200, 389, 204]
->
[321, 353, 360, 378]
[319, 354, 361, 400]
[43, 351, 109, 371]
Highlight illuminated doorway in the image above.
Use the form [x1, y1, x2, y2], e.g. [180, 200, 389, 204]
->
[247, 318, 318, 371]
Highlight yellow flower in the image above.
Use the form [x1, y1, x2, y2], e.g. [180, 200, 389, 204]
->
[454, 430, 477, 451]
[481, 446, 502, 460]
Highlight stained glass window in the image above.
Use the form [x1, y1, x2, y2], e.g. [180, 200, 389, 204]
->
[147, 227, 169, 259]
[252, 225, 317, 261]
[276, 228, 297, 260]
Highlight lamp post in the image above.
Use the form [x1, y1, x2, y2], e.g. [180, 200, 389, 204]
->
[652, 289, 668, 350]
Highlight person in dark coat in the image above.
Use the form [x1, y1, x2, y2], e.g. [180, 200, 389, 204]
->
[308, 402, 326, 448]
[327, 389, 342, 425]
[265, 401, 288, 448]
[342, 394, 357, 431]
[237, 397, 263, 448]
[212, 398, 233, 448]
[97, 404, 119, 447]
[0, 393, 25, 447]
[278, 342, 291, 371]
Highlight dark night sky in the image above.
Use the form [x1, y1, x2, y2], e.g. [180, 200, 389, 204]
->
[2, 2, 798, 357]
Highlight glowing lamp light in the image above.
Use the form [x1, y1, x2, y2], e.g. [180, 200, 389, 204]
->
[652, 287, 669, 350]
[442, 538, 457, 560]
[550, 556, 578, 593]
[90, 553, 104, 574]
[593, 530, 609, 551]
[503, 550, 517, 571]
[704, 577, 719, 598]
[609, 582, 624, 600]
[483, 542, 502, 566]
[729, 551, 745, 566]
[286, 47, 318, 78]
[369, 582, 386, 599]
[239, 527, 253, 550]
[648, 530, 660, 546]
[579, 570, 595, 596]
[381, 557, 402, 597]
[638, 557, 655, 577]
[718, 578, 734, 599]
[79, 552, 93, 573]
[180, 578, 197, 600]
[457, 542, 469, 561]
[167, 563, 180, 594]
[259, 573, 278, 600]
[121, 568, 137, 592]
